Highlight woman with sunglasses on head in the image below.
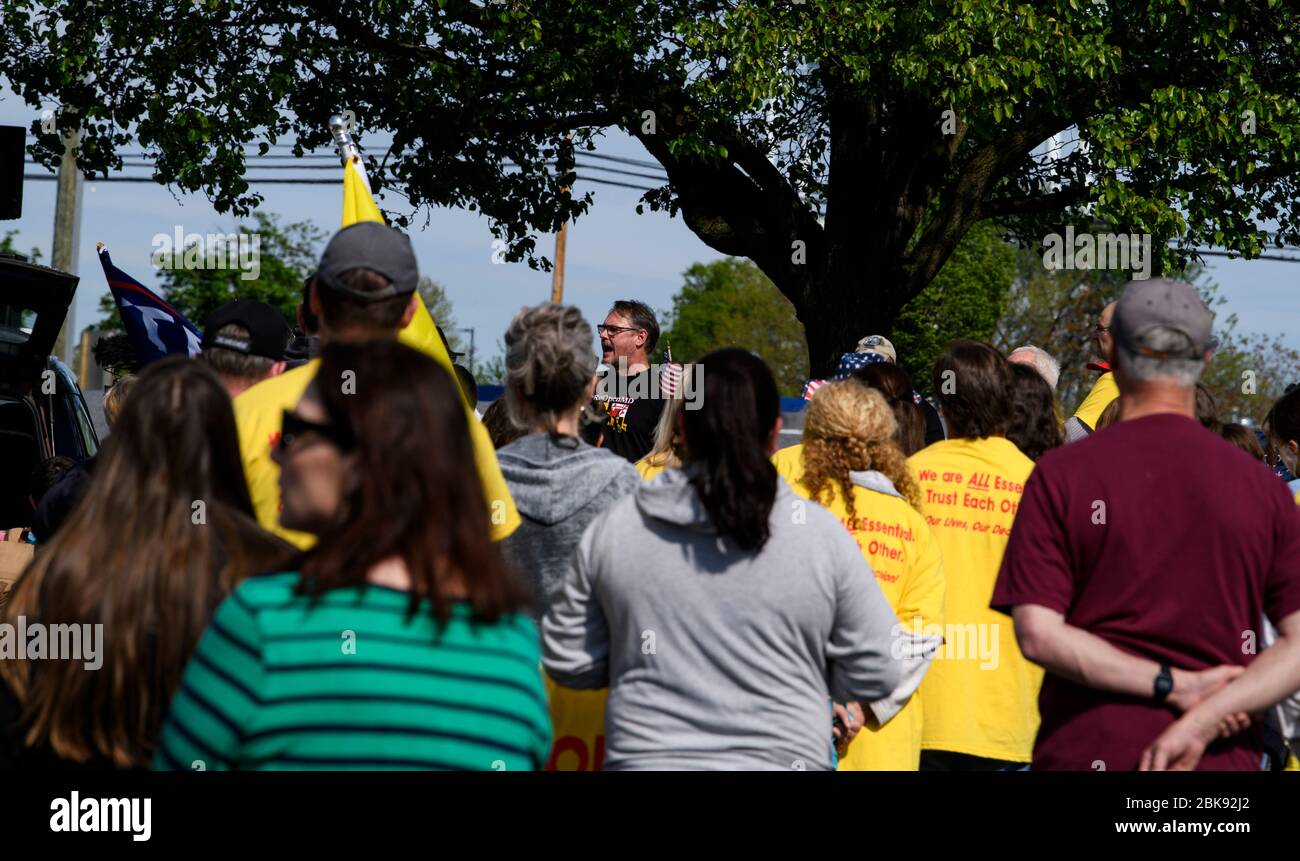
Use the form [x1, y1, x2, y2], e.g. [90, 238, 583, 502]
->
[0, 358, 292, 770]
[155, 340, 552, 771]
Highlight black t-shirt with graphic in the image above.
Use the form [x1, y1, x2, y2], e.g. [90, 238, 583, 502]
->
[583, 369, 665, 463]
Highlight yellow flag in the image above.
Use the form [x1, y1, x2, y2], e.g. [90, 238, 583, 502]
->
[330, 155, 521, 541]
[341, 156, 457, 381]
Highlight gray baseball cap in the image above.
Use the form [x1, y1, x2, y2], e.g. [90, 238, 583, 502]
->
[1112, 278, 1215, 360]
[315, 222, 419, 302]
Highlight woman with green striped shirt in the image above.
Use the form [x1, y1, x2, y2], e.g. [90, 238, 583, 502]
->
[155, 340, 551, 771]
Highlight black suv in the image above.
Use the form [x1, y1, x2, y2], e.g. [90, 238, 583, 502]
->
[0, 253, 99, 527]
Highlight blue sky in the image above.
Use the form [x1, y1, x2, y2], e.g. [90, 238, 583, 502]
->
[4, 92, 1299, 374]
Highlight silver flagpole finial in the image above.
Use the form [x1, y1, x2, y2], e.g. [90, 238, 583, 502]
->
[328, 114, 357, 165]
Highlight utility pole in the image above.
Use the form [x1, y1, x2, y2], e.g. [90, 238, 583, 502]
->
[550, 220, 567, 304]
[550, 132, 572, 304]
[51, 121, 83, 365]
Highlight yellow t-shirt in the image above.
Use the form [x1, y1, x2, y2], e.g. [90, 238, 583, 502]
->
[233, 358, 519, 549]
[772, 443, 805, 488]
[1072, 372, 1119, 431]
[635, 458, 668, 481]
[907, 437, 1041, 763]
[787, 472, 944, 770]
[543, 672, 609, 770]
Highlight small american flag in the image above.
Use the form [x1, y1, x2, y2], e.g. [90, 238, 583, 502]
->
[660, 341, 683, 397]
[802, 378, 828, 401]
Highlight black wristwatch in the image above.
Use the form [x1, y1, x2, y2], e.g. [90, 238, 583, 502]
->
[1153, 664, 1174, 703]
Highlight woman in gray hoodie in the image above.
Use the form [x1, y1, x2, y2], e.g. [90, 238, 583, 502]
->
[543, 348, 902, 770]
[496, 304, 641, 617]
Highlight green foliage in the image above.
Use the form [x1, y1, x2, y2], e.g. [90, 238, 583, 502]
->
[992, 243, 1136, 412]
[9, 1, 1300, 364]
[661, 258, 808, 397]
[892, 222, 1017, 392]
[0, 229, 41, 262]
[95, 212, 322, 330]
[993, 251, 1300, 422]
[418, 277, 462, 353]
[477, 339, 508, 387]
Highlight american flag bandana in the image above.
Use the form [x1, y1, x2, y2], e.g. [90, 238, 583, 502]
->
[833, 350, 887, 379]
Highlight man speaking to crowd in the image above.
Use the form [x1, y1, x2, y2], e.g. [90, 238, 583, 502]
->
[584, 300, 665, 463]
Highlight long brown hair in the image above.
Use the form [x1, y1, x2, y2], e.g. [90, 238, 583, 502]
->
[801, 381, 922, 517]
[682, 349, 780, 552]
[0, 358, 292, 767]
[297, 340, 527, 624]
[851, 362, 927, 456]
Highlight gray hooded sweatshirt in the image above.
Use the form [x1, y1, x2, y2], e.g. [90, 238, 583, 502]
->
[542, 467, 902, 770]
[498, 432, 641, 615]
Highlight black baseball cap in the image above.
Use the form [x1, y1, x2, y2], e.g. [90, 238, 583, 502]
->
[202, 299, 291, 360]
[315, 222, 419, 302]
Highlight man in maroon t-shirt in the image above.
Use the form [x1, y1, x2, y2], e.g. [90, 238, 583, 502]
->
[992, 278, 1300, 771]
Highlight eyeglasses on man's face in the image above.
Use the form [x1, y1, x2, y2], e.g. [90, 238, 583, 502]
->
[596, 324, 642, 337]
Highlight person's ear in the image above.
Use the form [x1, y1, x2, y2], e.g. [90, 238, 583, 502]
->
[676, 410, 689, 450]
[399, 294, 418, 330]
[1287, 440, 1299, 458]
[309, 283, 324, 320]
[768, 416, 784, 457]
[269, 360, 288, 378]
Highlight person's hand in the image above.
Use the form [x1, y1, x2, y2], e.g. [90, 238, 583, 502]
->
[832, 702, 864, 755]
[1167, 665, 1244, 713]
[1216, 711, 1252, 738]
[1140, 712, 1219, 771]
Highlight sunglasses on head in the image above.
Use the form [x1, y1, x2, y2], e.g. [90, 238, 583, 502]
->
[278, 409, 357, 453]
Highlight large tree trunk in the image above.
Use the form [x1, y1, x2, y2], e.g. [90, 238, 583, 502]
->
[785, 256, 914, 380]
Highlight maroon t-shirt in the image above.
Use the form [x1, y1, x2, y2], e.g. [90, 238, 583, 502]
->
[992, 413, 1300, 771]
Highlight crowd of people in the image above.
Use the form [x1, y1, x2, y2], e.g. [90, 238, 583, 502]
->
[2, 219, 1300, 772]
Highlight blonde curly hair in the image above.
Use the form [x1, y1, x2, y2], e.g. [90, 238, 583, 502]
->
[801, 380, 922, 516]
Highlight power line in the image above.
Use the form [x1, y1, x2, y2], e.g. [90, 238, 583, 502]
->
[23, 172, 659, 191]
[574, 151, 664, 170]
[26, 155, 669, 181]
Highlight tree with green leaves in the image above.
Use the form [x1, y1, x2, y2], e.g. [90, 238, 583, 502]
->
[0, 229, 40, 262]
[665, 222, 1016, 396]
[661, 257, 809, 396]
[92, 213, 465, 354]
[891, 221, 1016, 390]
[10, 1, 1300, 374]
[95, 212, 322, 329]
[419, 277, 463, 355]
[993, 252, 1300, 420]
